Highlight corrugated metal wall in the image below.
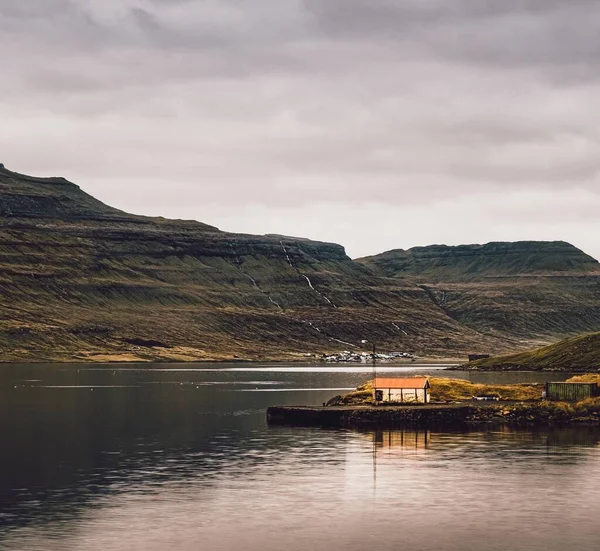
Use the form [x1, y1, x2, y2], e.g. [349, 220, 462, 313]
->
[546, 382, 598, 401]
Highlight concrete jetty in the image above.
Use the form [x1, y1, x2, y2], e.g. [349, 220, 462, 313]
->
[267, 401, 600, 428]
[267, 404, 494, 429]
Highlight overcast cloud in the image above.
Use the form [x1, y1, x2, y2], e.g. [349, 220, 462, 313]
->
[1, 0, 599, 259]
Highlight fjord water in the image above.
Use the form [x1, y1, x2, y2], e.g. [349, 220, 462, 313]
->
[1, 364, 598, 551]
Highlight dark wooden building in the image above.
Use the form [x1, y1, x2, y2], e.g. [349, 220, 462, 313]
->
[545, 382, 598, 401]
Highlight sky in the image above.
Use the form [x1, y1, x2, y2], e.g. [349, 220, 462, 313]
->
[1, 0, 599, 260]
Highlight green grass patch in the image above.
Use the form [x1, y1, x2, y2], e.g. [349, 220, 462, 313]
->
[468, 332, 600, 371]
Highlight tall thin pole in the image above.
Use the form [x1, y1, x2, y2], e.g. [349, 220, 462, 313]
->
[372, 342, 376, 386]
[362, 338, 377, 404]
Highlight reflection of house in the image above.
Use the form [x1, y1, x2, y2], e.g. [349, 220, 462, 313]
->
[373, 377, 430, 403]
[374, 430, 430, 451]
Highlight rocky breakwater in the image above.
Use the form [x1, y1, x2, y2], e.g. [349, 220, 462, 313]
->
[267, 401, 600, 429]
[267, 404, 482, 428]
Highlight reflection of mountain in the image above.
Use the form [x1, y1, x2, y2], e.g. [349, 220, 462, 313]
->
[2, 366, 600, 544]
[0, 367, 348, 535]
[345, 427, 600, 514]
[533, 427, 600, 449]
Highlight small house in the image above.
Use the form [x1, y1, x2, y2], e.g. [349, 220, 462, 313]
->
[373, 377, 431, 404]
[545, 382, 598, 401]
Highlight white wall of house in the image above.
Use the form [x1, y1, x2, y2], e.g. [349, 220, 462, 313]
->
[375, 388, 429, 403]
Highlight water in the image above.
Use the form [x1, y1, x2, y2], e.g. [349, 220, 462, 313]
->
[1, 363, 598, 551]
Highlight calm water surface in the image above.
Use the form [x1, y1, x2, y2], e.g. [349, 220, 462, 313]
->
[0, 363, 598, 551]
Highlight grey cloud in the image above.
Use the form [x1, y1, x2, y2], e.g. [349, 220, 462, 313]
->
[4, 0, 600, 72]
[0, 0, 599, 257]
[0, 0, 72, 18]
[305, 0, 600, 72]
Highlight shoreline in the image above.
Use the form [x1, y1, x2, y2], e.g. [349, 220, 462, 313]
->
[449, 364, 600, 373]
[0, 358, 461, 366]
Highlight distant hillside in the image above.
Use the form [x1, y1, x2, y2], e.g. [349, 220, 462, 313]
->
[461, 332, 600, 372]
[358, 242, 600, 342]
[357, 241, 600, 281]
[2, 163, 600, 363]
[1, 164, 506, 363]
[0, 163, 218, 230]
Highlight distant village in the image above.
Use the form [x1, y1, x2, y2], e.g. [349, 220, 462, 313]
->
[321, 351, 417, 363]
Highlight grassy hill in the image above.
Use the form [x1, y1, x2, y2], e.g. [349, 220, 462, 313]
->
[2, 163, 600, 363]
[357, 241, 600, 281]
[357, 243, 600, 342]
[1, 164, 509, 362]
[463, 332, 600, 371]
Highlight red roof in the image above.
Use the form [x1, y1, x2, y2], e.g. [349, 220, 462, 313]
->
[374, 377, 430, 389]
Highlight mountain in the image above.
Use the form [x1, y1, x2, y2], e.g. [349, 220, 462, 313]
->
[357, 242, 600, 343]
[1, 164, 507, 362]
[357, 241, 600, 281]
[460, 332, 600, 371]
[2, 164, 599, 363]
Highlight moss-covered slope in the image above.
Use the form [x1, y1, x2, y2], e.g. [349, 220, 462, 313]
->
[1, 165, 505, 362]
[2, 163, 600, 363]
[463, 332, 600, 371]
[357, 242, 600, 341]
[357, 241, 600, 280]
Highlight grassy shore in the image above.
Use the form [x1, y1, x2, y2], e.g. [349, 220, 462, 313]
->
[323, 375, 600, 426]
[461, 332, 600, 372]
[326, 376, 543, 406]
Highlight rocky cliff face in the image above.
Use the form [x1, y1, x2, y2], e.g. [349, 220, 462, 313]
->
[1, 165, 504, 362]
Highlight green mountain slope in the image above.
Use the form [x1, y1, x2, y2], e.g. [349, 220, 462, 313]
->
[2, 164, 599, 363]
[1, 164, 505, 362]
[462, 332, 600, 371]
[357, 242, 600, 342]
[357, 241, 600, 281]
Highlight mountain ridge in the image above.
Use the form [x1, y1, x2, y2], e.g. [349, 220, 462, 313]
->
[357, 241, 600, 280]
[358, 240, 600, 344]
[1, 164, 599, 362]
[2, 164, 502, 362]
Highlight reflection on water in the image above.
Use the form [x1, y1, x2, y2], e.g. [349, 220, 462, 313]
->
[368, 426, 600, 454]
[373, 429, 432, 453]
[1, 364, 598, 551]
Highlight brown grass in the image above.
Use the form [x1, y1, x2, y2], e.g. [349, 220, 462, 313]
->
[328, 376, 543, 405]
[467, 332, 600, 372]
[429, 377, 542, 402]
[567, 374, 600, 384]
